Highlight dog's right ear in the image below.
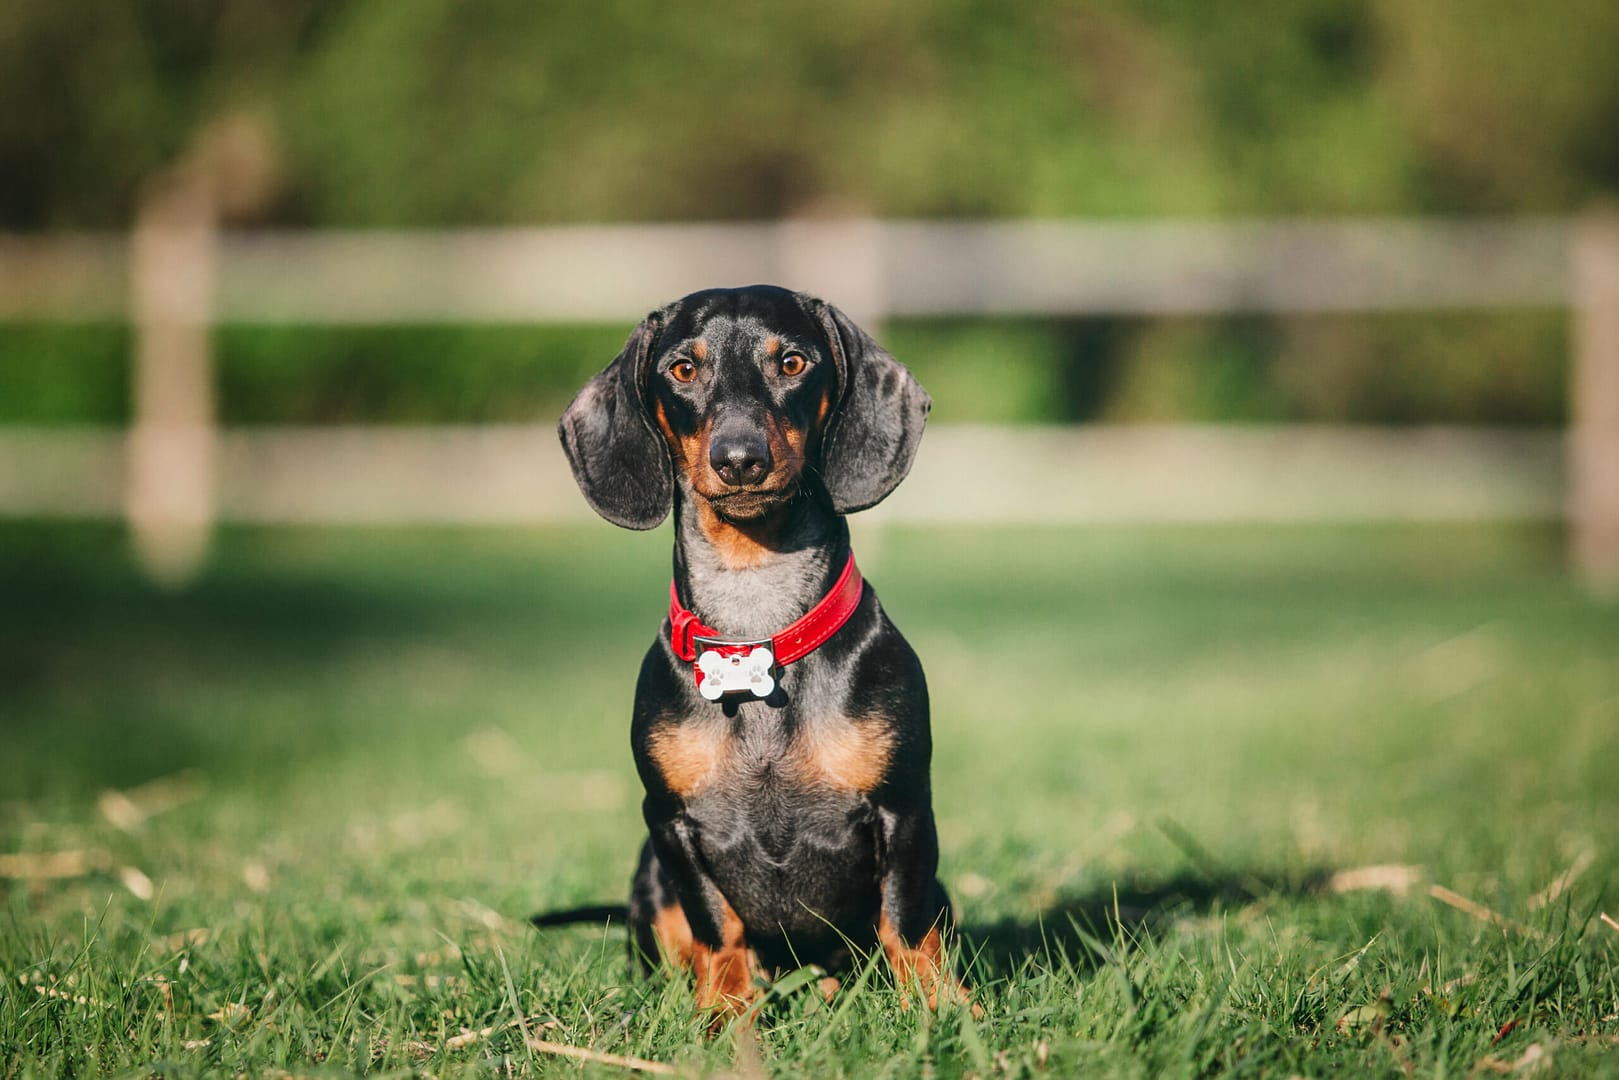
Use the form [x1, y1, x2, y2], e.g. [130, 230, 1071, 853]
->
[557, 314, 673, 530]
[810, 299, 931, 515]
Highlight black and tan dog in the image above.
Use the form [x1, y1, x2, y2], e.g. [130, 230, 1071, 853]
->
[545, 284, 965, 1022]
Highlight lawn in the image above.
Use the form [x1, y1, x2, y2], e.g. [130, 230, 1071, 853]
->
[2, 521, 1616, 1077]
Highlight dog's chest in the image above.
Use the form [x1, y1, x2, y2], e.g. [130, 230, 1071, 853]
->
[648, 708, 891, 855]
[648, 707, 893, 800]
[689, 727, 883, 927]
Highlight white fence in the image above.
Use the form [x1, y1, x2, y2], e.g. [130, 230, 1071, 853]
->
[1, 213, 1615, 586]
[0, 218, 1577, 322]
[0, 423, 1564, 525]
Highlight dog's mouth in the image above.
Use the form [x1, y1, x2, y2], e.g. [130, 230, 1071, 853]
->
[703, 482, 800, 522]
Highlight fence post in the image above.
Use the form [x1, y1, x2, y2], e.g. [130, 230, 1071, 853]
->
[126, 161, 217, 586]
[1571, 213, 1619, 592]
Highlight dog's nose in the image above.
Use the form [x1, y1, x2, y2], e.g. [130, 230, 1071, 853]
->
[709, 428, 772, 487]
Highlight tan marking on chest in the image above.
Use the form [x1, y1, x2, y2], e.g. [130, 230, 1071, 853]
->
[647, 722, 730, 798]
[790, 716, 895, 792]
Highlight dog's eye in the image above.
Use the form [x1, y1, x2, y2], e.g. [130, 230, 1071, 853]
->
[780, 353, 807, 377]
[669, 360, 697, 383]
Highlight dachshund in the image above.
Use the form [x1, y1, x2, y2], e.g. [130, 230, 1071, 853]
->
[543, 284, 969, 1023]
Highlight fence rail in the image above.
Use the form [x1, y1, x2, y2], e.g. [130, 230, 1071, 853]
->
[0, 424, 1564, 527]
[0, 218, 1577, 323]
[1, 214, 1614, 587]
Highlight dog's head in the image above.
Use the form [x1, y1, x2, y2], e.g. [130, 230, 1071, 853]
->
[559, 285, 930, 530]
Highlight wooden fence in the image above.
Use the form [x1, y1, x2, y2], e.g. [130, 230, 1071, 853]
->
[1, 208, 1614, 587]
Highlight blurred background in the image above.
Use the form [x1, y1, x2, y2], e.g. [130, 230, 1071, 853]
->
[3, 0, 1619, 971]
[2, 1, 1617, 581]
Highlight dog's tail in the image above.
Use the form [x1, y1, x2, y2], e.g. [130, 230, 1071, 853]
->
[529, 904, 629, 928]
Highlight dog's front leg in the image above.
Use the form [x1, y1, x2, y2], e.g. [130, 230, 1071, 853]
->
[874, 801, 975, 1013]
[644, 808, 758, 1024]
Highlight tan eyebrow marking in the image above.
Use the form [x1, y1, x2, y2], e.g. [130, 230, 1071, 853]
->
[692, 340, 708, 361]
[764, 336, 781, 357]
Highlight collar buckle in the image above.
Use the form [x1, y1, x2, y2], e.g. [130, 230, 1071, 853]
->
[691, 634, 774, 654]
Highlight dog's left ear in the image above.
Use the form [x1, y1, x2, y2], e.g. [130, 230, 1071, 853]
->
[810, 298, 931, 514]
[557, 314, 674, 530]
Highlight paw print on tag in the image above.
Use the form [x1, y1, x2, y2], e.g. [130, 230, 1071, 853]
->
[696, 646, 776, 701]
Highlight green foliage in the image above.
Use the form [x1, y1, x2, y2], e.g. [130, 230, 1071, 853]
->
[884, 320, 1075, 424]
[0, 324, 129, 424]
[3, 522, 1618, 1075]
[1103, 310, 1569, 424]
[0, 4, 1610, 424]
[215, 323, 627, 426]
[0, 311, 1572, 426]
[4, 2, 1619, 227]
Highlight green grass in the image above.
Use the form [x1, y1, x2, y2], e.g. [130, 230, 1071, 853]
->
[2, 522, 1617, 1077]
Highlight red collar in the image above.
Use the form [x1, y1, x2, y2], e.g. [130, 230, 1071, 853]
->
[668, 553, 863, 695]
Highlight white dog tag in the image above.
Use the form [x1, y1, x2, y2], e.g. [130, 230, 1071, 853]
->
[696, 646, 776, 701]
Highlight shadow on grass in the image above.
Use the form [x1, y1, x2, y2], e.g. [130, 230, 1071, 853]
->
[960, 866, 1333, 977]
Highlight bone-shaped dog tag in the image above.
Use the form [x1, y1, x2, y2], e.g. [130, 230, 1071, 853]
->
[696, 646, 776, 701]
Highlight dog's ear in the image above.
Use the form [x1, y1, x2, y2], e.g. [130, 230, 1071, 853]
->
[557, 314, 673, 530]
[811, 299, 931, 514]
